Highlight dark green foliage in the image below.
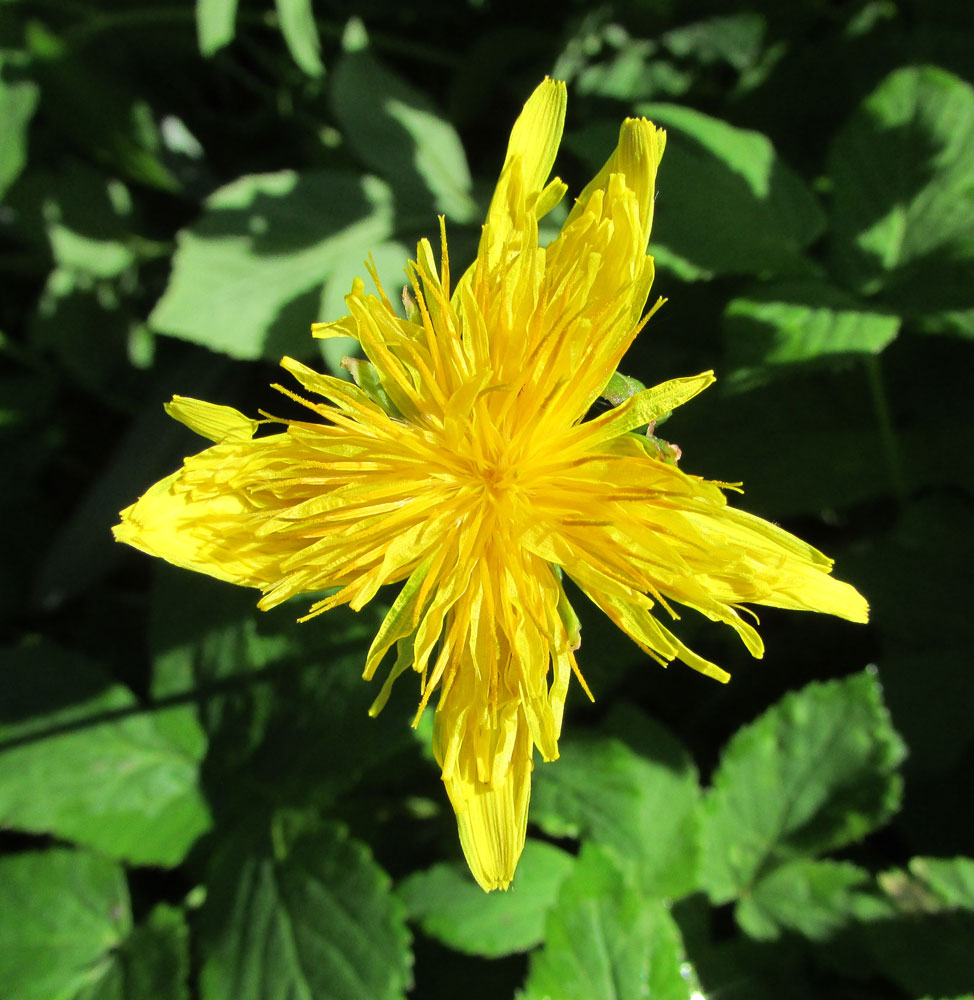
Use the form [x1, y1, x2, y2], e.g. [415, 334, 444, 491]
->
[2, 0, 972, 996]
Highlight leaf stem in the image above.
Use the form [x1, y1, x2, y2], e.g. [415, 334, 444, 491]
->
[864, 355, 907, 504]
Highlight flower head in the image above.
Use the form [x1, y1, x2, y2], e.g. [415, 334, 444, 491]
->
[115, 79, 868, 891]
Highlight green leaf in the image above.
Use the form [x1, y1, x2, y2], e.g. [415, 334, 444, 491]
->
[331, 23, 476, 222]
[724, 278, 900, 389]
[274, 0, 323, 77]
[736, 859, 889, 941]
[531, 706, 701, 898]
[399, 839, 574, 958]
[700, 671, 906, 903]
[619, 103, 823, 279]
[0, 69, 39, 199]
[150, 170, 394, 360]
[11, 161, 137, 279]
[0, 641, 210, 866]
[881, 857, 974, 913]
[521, 844, 695, 1000]
[199, 819, 412, 1000]
[0, 848, 130, 1000]
[82, 905, 191, 1000]
[829, 66, 974, 336]
[149, 567, 415, 817]
[196, 0, 238, 56]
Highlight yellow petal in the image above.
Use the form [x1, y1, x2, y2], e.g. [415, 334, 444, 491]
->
[480, 78, 567, 270]
[164, 396, 259, 443]
[434, 695, 533, 892]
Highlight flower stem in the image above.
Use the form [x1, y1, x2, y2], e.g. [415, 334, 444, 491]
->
[864, 355, 907, 504]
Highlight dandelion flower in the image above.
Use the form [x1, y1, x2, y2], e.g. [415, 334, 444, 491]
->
[114, 79, 868, 891]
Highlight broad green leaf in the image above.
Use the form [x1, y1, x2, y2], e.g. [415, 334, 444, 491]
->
[829, 66, 974, 336]
[531, 707, 701, 898]
[399, 839, 574, 958]
[0, 848, 130, 1000]
[149, 568, 415, 816]
[81, 905, 190, 1000]
[274, 0, 323, 77]
[521, 844, 695, 1000]
[196, 0, 238, 56]
[736, 859, 889, 941]
[700, 671, 906, 903]
[331, 22, 476, 222]
[0, 70, 39, 199]
[724, 278, 900, 389]
[0, 642, 210, 866]
[199, 819, 411, 1000]
[150, 170, 394, 360]
[595, 103, 824, 279]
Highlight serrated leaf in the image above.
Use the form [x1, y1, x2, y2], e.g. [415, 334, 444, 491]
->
[150, 170, 394, 360]
[399, 839, 574, 958]
[0, 642, 210, 866]
[881, 856, 974, 914]
[331, 32, 475, 222]
[0, 70, 39, 199]
[736, 858, 890, 941]
[701, 671, 906, 903]
[585, 103, 824, 279]
[199, 819, 412, 1000]
[531, 707, 701, 898]
[724, 278, 900, 388]
[829, 66, 974, 336]
[275, 0, 323, 77]
[521, 844, 695, 1000]
[196, 0, 238, 56]
[0, 848, 130, 1000]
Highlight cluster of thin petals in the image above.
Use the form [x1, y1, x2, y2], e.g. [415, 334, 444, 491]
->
[115, 79, 868, 891]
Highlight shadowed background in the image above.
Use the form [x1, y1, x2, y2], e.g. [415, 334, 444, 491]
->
[1, 1, 972, 998]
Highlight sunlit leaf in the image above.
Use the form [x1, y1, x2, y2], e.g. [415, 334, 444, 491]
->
[150, 170, 394, 360]
[736, 858, 889, 941]
[521, 844, 695, 1000]
[399, 839, 574, 958]
[0, 642, 210, 866]
[724, 278, 900, 388]
[196, 0, 239, 57]
[0, 848, 130, 1000]
[829, 66, 974, 336]
[199, 818, 412, 1000]
[331, 22, 475, 222]
[274, 0, 324, 77]
[531, 706, 701, 898]
[701, 671, 906, 903]
[580, 103, 824, 279]
[0, 69, 39, 199]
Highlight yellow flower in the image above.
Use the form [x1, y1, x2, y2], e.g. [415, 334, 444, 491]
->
[114, 79, 868, 891]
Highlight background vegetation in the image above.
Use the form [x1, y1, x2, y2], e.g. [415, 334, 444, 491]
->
[2, 0, 973, 997]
